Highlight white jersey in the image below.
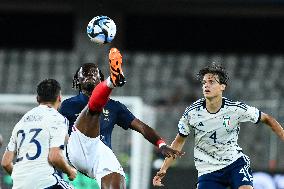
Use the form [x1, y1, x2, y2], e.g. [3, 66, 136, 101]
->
[7, 105, 69, 189]
[178, 97, 261, 176]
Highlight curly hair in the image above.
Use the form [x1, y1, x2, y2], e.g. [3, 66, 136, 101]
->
[197, 63, 229, 85]
[72, 63, 104, 93]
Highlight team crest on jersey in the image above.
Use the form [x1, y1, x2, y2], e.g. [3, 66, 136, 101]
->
[103, 108, 109, 121]
[222, 116, 231, 127]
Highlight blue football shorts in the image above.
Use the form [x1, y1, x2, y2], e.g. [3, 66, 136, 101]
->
[197, 156, 253, 189]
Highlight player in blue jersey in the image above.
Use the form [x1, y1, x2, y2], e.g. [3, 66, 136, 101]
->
[62, 48, 183, 189]
[153, 64, 284, 189]
[60, 56, 182, 155]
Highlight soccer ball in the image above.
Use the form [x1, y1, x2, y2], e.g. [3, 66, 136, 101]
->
[86, 16, 116, 44]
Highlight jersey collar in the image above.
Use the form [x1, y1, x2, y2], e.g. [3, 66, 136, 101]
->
[202, 98, 225, 114]
[79, 92, 89, 103]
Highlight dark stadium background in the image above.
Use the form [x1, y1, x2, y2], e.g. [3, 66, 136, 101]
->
[1, 0, 284, 53]
[0, 0, 284, 188]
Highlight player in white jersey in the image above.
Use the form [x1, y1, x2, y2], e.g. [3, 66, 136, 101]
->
[153, 64, 284, 189]
[1, 79, 77, 189]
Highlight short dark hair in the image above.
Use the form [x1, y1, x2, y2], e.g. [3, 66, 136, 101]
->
[37, 79, 61, 103]
[72, 63, 104, 93]
[197, 63, 229, 85]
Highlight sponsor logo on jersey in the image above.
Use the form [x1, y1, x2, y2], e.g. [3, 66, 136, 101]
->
[242, 177, 249, 182]
[198, 122, 204, 127]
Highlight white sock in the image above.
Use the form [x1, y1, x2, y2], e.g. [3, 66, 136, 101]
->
[106, 76, 115, 89]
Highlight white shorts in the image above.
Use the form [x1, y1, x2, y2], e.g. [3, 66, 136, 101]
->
[66, 128, 125, 188]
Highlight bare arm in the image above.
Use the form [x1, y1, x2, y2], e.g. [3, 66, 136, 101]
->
[48, 147, 77, 180]
[1, 151, 15, 175]
[153, 133, 187, 186]
[130, 118, 161, 146]
[260, 112, 284, 141]
[130, 118, 184, 158]
[159, 133, 186, 172]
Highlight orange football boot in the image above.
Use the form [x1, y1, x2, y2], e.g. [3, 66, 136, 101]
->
[109, 47, 126, 87]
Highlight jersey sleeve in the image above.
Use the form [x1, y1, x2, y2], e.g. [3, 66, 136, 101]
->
[59, 100, 75, 135]
[237, 102, 261, 124]
[116, 101, 136, 130]
[48, 116, 69, 149]
[6, 124, 18, 152]
[58, 100, 69, 120]
[178, 108, 192, 137]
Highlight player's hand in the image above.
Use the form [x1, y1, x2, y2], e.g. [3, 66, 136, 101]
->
[68, 167, 77, 181]
[153, 170, 166, 187]
[159, 145, 185, 159]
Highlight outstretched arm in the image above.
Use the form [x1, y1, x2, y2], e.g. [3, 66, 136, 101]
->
[130, 118, 184, 158]
[153, 133, 186, 187]
[261, 112, 284, 141]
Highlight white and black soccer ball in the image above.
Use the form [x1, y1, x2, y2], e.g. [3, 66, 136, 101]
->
[86, 16, 116, 44]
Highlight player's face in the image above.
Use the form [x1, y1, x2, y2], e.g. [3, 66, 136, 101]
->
[78, 66, 101, 92]
[202, 73, 225, 99]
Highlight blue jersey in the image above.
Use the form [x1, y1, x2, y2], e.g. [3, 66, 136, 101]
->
[59, 93, 135, 149]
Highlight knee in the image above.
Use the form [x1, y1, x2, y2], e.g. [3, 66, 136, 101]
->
[101, 172, 126, 189]
[238, 185, 253, 189]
